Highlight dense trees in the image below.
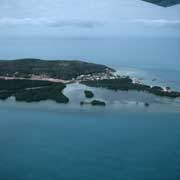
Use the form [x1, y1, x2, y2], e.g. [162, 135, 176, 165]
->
[0, 59, 113, 80]
[84, 90, 94, 98]
[81, 78, 180, 98]
[0, 79, 69, 103]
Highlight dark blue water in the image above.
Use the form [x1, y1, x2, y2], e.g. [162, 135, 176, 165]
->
[0, 38, 180, 179]
[0, 108, 180, 180]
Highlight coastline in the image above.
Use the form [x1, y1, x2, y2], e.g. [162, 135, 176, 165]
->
[0, 59, 180, 105]
[114, 66, 180, 91]
[1, 82, 180, 113]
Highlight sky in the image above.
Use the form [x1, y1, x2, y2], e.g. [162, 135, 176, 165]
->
[0, 0, 180, 38]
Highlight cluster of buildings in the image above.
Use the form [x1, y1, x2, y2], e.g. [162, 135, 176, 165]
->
[75, 70, 121, 82]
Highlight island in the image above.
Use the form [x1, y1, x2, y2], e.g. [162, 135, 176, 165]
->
[84, 90, 94, 98]
[80, 100, 106, 106]
[144, 102, 150, 107]
[81, 78, 180, 98]
[0, 59, 180, 104]
[0, 59, 113, 103]
[91, 100, 106, 106]
[0, 58, 113, 80]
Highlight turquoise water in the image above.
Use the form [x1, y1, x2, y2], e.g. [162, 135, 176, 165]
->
[0, 38, 180, 179]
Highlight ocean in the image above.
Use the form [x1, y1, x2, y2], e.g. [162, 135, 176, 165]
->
[0, 37, 180, 180]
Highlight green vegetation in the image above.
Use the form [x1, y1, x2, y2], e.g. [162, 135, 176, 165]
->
[0, 79, 69, 103]
[0, 59, 113, 80]
[80, 100, 106, 106]
[144, 102, 150, 107]
[81, 78, 180, 98]
[91, 100, 106, 106]
[84, 90, 94, 98]
[1, 59, 180, 102]
[0, 79, 52, 90]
